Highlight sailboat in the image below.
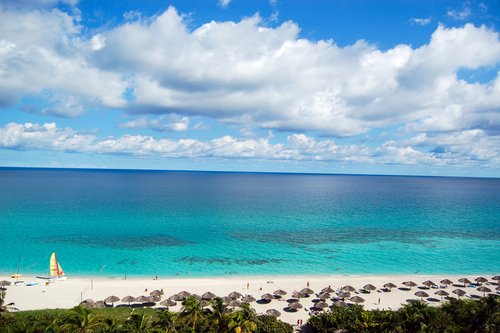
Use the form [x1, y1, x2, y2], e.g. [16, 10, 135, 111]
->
[37, 252, 67, 281]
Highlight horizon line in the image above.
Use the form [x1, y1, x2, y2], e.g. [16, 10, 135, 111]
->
[1, 165, 498, 180]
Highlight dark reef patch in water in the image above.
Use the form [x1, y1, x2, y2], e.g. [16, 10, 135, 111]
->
[40, 234, 195, 249]
[231, 227, 500, 245]
[175, 256, 287, 266]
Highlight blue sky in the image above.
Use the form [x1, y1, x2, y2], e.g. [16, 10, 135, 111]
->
[0, 0, 499, 176]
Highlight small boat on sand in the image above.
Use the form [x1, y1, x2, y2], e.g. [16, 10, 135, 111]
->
[37, 252, 67, 281]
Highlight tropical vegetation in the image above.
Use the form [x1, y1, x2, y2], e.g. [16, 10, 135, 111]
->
[0, 290, 498, 333]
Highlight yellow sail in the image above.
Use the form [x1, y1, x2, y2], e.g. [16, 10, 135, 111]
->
[49, 252, 64, 277]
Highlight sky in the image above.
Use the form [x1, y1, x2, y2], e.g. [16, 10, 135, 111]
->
[0, 0, 499, 177]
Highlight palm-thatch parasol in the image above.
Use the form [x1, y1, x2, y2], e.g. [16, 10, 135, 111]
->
[160, 299, 176, 307]
[403, 281, 417, 289]
[475, 277, 488, 285]
[422, 280, 436, 289]
[434, 290, 449, 301]
[170, 294, 183, 301]
[363, 284, 376, 292]
[288, 302, 303, 310]
[349, 296, 365, 304]
[300, 287, 314, 295]
[266, 309, 281, 317]
[477, 286, 491, 297]
[104, 295, 120, 306]
[291, 291, 305, 299]
[318, 292, 331, 300]
[228, 299, 241, 307]
[136, 295, 150, 303]
[149, 295, 161, 303]
[337, 291, 351, 300]
[202, 292, 216, 300]
[241, 295, 256, 303]
[440, 279, 453, 288]
[341, 285, 356, 292]
[414, 291, 429, 300]
[93, 300, 106, 309]
[177, 291, 191, 299]
[150, 290, 164, 297]
[452, 289, 466, 298]
[121, 296, 136, 305]
[80, 299, 94, 308]
[333, 301, 347, 307]
[322, 286, 335, 293]
[261, 293, 274, 302]
[314, 301, 328, 309]
[383, 283, 397, 291]
[491, 275, 500, 282]
[229, 291, 242, 299]
[0, 280, 11, 287]
[191, 294, 202, 301]
[222, 296, 232, 305]
[458, 278, 472, 287]
[273, 289, 287, 296]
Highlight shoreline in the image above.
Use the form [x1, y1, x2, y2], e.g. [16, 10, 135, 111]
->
[3, 273, 498, 325]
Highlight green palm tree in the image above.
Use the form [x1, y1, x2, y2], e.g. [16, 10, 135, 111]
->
[179, 296, 206, 332]
[0, 290, 17, 316]
[209, 297, 229, 333]
[227, 303, 257, 333]
[59, 305, 109, 333]
[126, 312, 155, 333]
[154, 309, 179, 333]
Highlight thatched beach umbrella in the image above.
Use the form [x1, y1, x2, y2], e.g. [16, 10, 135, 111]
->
[150, 290, 163, 297]
[363, 284, 376, 292]
[93, 301, 106, 309]
[228, 299, 241, 308]
[222, 296, 232, 305]
[266, 309, 281, 317]
[452, 289, 466, 298]
[241, 295, 256, 303]
[383, 283, 397, 291]
[136, 295, 150, 303]
[440, 279, 453, 288]
[261, 293, 274, 302]
[177, 291, 191, 299]
[342, 285, 356, 292]
[414, 291, 429, 300]
[458, 278, 472, 287]
[350, 296, 365, 304]
[121, 296, 136, 305]
[291, 291, 305, 299]
[300, 287, 314, 295]
[477, 286, 491, 297]
[422, 280, 436, 289]
[229, 291, 242, 299]
[80, 299, 94, 308]
[492, 275, 500, 282]
[475, 277, 488, 285]
[333, 301, 347, 307]
[160, 299, 176, 308]
[318, 292, 331, 300]
[403, 281, 417, 289]
[202, 292, 216, 300]
[0, 280, 11, 287]
[104, 295, 120, 306]
[288, 301, 303, 310]
[191, 294, 202, 301]
[314, 301, 328, 310]
[434, 290, 449, 301]
[322, 286, 335, 293]
[149, 295, 161, 303]
[273, 289, 287, 296]
[337, 291, 351, 300]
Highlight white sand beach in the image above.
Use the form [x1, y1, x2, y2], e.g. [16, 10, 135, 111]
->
[2, 274, 498, 325]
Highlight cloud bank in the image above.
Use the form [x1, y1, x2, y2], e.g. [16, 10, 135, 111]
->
[0, 5, 499, 171]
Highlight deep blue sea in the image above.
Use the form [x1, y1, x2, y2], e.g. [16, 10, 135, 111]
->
[0, 168, 498, 277]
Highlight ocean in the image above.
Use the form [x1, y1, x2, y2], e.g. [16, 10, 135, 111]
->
[0, 167, 498, 277]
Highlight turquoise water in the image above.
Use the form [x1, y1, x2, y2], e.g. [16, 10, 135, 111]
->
[0, 168, 498, 277]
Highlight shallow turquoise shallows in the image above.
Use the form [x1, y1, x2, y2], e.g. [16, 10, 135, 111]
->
[0, 168, 498, 277]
